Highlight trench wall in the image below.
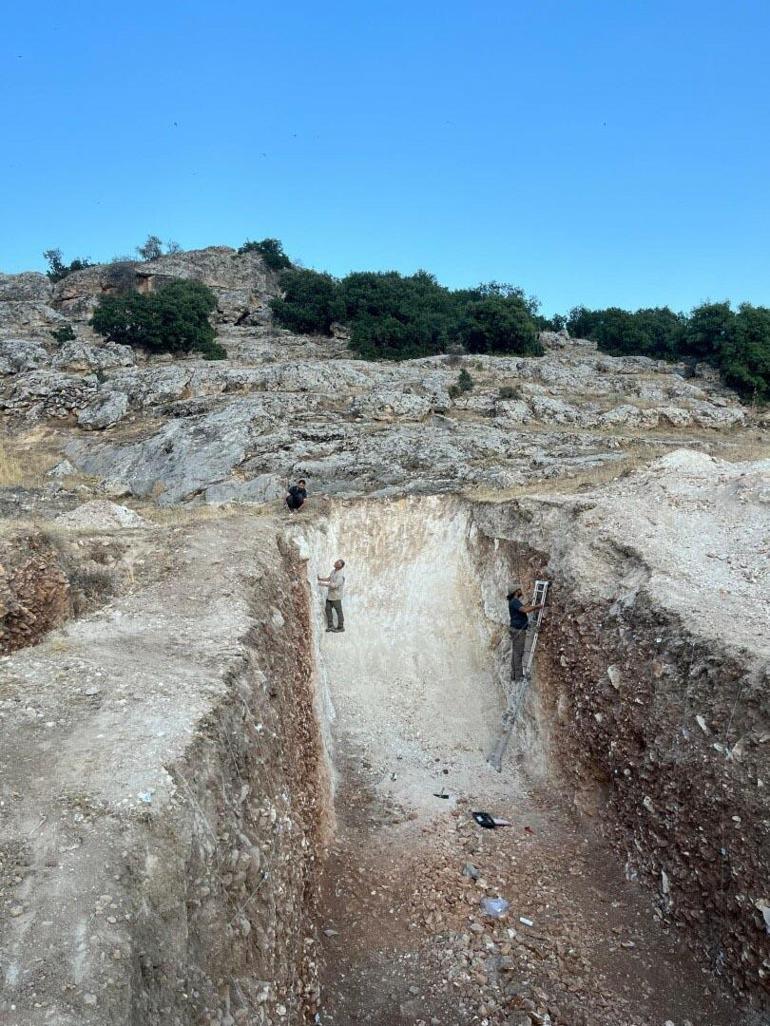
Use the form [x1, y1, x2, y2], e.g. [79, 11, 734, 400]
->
[473, 502, 770, 1008]
[125, 546, 330, 1026]
[0, 529, 331, 1026]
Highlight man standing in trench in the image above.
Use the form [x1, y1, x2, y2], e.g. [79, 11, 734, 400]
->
[507, 587, 544, 681]
[318, 559, 346, 632]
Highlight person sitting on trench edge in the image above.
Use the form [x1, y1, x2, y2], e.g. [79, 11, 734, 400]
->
[318, 559, 346, 632]
[507, 587, 545, 682]
[286, 478, 307, 513]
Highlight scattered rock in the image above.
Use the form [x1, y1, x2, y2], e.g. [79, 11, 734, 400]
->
[54, 500, 148, 530]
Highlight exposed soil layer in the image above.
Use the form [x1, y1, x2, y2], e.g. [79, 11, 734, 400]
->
[533, 594, 770, 1005]
[0, 517, 330, 1026]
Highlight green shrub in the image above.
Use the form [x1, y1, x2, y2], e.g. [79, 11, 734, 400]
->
[682, 301, 734, 360]
[134, 237, 182, 261]
[459, 368, 474, 392]
[270, 269, 344, 334]
[719, 304, 770, 403]
[51, 324, 77, 344]
[238, 238, 292, 271]
[457, 293, 543, 356]
[560, 300, 768, 403]
[498, 384, 521, 400]
[136, 235, 164, 261]
[91, 280, 224, 359]
[449, 368, 475, 399]
[43, 249, 93, 282]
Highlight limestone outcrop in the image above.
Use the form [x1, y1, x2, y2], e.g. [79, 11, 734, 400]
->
[0, 248, 757, 507]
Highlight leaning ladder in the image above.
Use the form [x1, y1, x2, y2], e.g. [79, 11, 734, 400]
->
[487, 579, 550, 773]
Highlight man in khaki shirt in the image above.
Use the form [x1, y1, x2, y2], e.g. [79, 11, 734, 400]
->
[318, 559, 346, 632]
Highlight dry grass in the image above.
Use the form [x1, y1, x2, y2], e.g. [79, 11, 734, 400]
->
[0, 428, 61, 487]
[717, 433, 770, 463]
[141, 497, 277, 528]
[464, 445, 662, 504]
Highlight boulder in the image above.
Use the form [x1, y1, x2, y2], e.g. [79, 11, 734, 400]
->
[0, 301, 66, 338]
[0, 272, 53, 303]
[689, 402, 746, 429]
[598, 404, 645, 428]
[529, 395, 585, 425]
[77, 391, 130, 430]
[495, 399, 531, 423]
[2, 370, 97, 420]
[53, 340, 135, 372]
[103, 365, 192, 407]
[47, 459, 77, 478]
[51, 248, 279, 326]
[0, 339, 49, 373]
[655, 407, 694, 429]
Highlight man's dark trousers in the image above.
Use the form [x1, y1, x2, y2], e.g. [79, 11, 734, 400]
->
[510, 627, 527, 680]
[326, 599, 344, 630]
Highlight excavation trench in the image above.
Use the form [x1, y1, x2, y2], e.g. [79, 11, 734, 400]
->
[290, 496, 751, 1026]
[1, 497, 762, 1025]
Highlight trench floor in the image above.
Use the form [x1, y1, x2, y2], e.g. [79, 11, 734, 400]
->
[317, 739, 739, 1026]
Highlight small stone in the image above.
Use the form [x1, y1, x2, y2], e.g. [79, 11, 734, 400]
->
[83, 994, 97, 1006]
[9, 905, 23, 917]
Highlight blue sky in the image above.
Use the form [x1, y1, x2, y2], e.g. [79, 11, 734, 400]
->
[2, 0, 769, 315]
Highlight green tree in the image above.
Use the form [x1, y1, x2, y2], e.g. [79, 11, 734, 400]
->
[136, 235, 164, 261]
[683, 301, 735, 360]
[91, 280, 224, 359]
[456, 293, 543, 356]
[563, 305, 685, 359]
[342, 270, 456, 359]
[238, 237, 292, 271]
[270, 269, 344, 334]
[566, 306, 602, 339]
[43, 248, 93, 282]
[719, 304, 770, 402]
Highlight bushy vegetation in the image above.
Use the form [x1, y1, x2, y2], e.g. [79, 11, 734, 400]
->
[136, 235, 182, 261]
[51, 323, 77, 344]
[238, 237, 292, 271]
[449, 368, 475, 398]
[91, 280, 225, 359]
[270, 268, 544, 360]
[43, 249, 93, 282]
[566, 302, 769, 402]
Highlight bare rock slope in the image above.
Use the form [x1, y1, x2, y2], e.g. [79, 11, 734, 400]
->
[0, 247, 759, 506]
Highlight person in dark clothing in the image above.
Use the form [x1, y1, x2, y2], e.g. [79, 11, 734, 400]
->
[507, 587, 545, 682]
[286, 479, 307, 513]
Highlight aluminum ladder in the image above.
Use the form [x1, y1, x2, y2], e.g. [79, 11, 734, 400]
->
[487, 579, 550, 773]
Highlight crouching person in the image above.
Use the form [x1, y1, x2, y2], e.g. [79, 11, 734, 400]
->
[286, 479, 307, 513]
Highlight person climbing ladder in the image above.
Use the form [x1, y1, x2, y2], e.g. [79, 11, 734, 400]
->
[507, 586, 545, 681]
[318, 559, 346, 632]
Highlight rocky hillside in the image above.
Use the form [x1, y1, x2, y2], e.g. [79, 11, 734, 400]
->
[0, 248, 762, 509]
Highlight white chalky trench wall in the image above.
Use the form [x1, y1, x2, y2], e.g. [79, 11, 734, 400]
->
[293, 493, 550, 830]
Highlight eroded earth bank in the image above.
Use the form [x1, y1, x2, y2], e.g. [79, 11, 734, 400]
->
[1, 452, 768, 1026]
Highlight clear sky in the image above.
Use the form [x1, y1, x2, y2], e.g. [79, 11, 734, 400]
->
[2, 1, 769, 315]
